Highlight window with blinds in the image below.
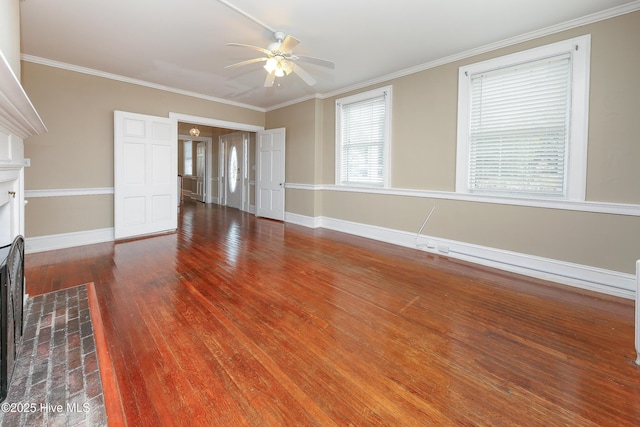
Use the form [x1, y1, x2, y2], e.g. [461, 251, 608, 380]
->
[336, 86, 391, 187]
[456, 35, 591, 201]
[468, 54, 572, 197]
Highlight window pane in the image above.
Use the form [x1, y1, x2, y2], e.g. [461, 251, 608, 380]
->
[468, 54, 571, 197]
[184, 141, 193, 176]
[339, 94, 386, 186]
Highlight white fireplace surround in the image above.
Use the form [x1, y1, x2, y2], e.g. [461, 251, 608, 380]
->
[0, 50, 46, 247]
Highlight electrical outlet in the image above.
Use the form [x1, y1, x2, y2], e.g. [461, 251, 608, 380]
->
[438, 245, 449, 254]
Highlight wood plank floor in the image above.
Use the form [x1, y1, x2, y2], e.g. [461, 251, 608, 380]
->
[25, 201, 640, 426]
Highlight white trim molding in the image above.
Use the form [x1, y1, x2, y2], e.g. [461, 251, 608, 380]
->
[0, 51, 46, 138]
[285, 212, 322, 229]
[25, 187, 114, 198]
[284, 212, 636, 299]
[169, 113, 265, 132]
[25, 227, 114, 254]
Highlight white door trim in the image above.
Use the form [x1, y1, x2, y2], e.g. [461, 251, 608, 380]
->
[171, 112, 264, 207]
[178, 134, 212, 203]
[169, 113, 264, 133]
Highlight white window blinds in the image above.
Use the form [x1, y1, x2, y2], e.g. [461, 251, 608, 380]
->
[468, 53, 572, 197]
[339, 93, 387, 187]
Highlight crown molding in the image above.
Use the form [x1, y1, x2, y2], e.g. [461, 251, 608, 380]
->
[21, 54, 266, 113]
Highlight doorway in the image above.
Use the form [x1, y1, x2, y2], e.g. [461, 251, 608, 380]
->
[171, 113, 285, 219]
[178, 134, 213, 204]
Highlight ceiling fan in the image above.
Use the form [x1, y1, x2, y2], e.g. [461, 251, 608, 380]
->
[225, 31, 335, 88]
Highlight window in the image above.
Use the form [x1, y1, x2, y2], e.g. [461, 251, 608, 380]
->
[456, 35, 590, 200]
[336, 86, 392, 187]
[229, 145, 238, 193]
[184, 140, 193, 175]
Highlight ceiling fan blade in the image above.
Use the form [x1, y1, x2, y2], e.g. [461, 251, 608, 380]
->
[296, 55, 335, 69]
[226, 42, 272, 56]
[225, 57, 268, 69]
[292, 63, 316, 86]
[279, 35, 300, 53]
[264, 71, 276, 87]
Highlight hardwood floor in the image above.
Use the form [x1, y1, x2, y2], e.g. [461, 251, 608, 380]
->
[25, 202, 639, 426]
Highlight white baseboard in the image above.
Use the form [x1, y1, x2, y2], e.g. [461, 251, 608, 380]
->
[25, 228, 114, 254]
[285, 212, 322, 228]
[288, 213, 636, 300]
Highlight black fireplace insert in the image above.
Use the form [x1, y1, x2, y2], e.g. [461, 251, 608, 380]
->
[0, 235, 25, 402]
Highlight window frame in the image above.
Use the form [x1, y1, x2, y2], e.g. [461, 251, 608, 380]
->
[456, 35, 591, 201]
[184, 140, 193, 176]
[335, 85, 392, 188]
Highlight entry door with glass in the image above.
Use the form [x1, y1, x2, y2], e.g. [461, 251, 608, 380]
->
[225, 133, 244, 210]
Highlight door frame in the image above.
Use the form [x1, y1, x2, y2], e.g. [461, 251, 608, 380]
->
[170, 113, 265, 208]
[170, 113, 264, 134]
[178, 134, 212, 203]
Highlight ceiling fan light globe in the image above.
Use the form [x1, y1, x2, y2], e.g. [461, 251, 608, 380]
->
[274, 68, 285, 77]
[264, 57, 278, 73]
[282, 61, 293, 75]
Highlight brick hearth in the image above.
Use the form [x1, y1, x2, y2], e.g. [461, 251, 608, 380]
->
[0, 285, 107, 426]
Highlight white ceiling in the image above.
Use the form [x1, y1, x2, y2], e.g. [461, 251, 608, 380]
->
[19, 0, 639, 111]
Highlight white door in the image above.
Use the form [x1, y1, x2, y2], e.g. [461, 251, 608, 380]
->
[256, 128, 285, 221]
[225, 133, 244, 210]
[195, 142, 206, 202]
[114, 111, 177, 240]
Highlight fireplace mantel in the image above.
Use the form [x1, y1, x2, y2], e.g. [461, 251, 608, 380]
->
[0, 51, 46, 140]
[0, 49, 46, 246]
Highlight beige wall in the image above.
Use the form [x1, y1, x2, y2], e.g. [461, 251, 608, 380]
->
[267, 98, 324, 216]
[268, 11, 640, 274]
[26, 195, 113, 236]
[21, 62, 265, 237]
[0, 0, 21, 77]
[266, 98, 319, 184]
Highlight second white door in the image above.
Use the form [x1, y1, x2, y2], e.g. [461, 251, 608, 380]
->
[256, 128, 285, 221]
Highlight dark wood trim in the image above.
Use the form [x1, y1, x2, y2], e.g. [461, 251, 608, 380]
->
[87, 282, 126, 426]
